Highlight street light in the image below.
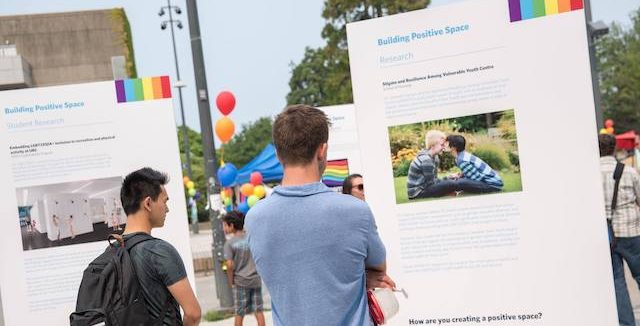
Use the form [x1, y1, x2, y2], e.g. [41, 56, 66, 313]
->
[158, 0, 192, 180]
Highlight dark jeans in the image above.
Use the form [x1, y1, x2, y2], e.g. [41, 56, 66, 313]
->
[415, 178, 501, 198]
[612, 236, 640, 326]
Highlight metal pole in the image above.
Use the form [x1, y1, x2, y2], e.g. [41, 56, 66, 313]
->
[185, 0, 233, 309]
[167, 0, 193, 179]
[584, 0, 604, 130]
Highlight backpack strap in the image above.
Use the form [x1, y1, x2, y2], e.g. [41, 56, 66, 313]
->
[124, 233, 155, 251]
[612, 163, 625, 213]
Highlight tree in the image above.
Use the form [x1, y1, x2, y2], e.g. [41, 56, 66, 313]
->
[221, 117, 273, 167]
[177, 126, 208, 221]
[287, 0, 430, 106]
[597, 7, 640, 133]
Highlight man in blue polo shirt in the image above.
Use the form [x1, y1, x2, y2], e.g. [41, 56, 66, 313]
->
[245, 104, 394, 326]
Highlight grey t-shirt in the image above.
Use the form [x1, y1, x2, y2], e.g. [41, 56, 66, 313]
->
[223, 233, 261, 288]
[124, 233, 187, 326]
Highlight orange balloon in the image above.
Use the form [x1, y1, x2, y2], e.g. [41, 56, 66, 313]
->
[215, 117, 235, 143]
[183, 176, 190, 185]
[240, 183, 254, 197]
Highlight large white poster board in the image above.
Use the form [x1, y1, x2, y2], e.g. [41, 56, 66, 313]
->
[347, 0, 617, 324]
[0, 77, 194, 325]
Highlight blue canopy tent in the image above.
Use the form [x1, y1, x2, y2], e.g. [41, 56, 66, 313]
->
[234, 143, 283, 185]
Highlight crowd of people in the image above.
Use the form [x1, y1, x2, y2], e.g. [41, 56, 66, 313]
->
[72, 107, 640, 326]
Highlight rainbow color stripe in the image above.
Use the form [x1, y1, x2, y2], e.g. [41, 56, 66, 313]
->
[322, 159, 350, 187]
[508, 0, 583, 22]
[115, 76, 172, 103]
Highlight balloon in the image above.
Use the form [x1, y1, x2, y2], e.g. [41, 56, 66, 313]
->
[194, 191, 201, 200]
[238, 201, 250, 214]
[606, 127, 615, 134]
[247, 195, 259, 207]
[225, 188, 233, 198]
[240, 183, 255, 197]
[254, 185, 266, 199]
[186, 181, 195, 189]
[605, 119, 614, 128]
[600, 128, 608, 134]
[215, 117, 235, 143]
[183, 176, 190, 185]
[188, 188, 197, 197]
[217, 163, 238, 187]
[224, 197, 231, 206]
[226, 205, 232, 213]
[216, 91, 236, 116]
[250, 171, 263, 185]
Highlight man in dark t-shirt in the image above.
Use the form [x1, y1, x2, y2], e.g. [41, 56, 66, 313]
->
[125, 232, 187, 325]
[120, 168, 201, 326]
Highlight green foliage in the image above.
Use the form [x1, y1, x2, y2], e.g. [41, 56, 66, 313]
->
[508, 151, 520, 172]
[472, 142, 510, 171]
[177, 126, 208, 221]
[596, 8, 640, 132]
[203, 310, 234, 322]
[287, 0, 430, 106]
[110, 8, 137, 78]
[393, 159, 411, 177]
[222, 117, 273, 167]
[496, 110, 517, 140]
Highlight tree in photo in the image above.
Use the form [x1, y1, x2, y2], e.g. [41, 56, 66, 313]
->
[597, 7, 640, 133]
[287, 0, 430, 106]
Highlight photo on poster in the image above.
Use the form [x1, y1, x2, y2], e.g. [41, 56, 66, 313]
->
[16, 176, 124, 251]
[389, 109, 522, 204]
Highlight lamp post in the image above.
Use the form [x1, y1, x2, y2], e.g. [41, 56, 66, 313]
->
[584, 0, 609, 130]
[159, 0, 193, 180]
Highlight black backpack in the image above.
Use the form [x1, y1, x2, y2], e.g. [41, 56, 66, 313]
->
[70, 233, 171, 326]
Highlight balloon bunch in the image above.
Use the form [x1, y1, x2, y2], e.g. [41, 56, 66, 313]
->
[600, 119, 615, 135]
[183, 176, 201, 199]
[237, 172, 266, 214]
[215, 91, 236, 145]
[219, 187, 234, 213]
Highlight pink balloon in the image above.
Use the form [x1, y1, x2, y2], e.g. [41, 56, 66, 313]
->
[250, 171, 263, 185]
[216, 91, 236, 116]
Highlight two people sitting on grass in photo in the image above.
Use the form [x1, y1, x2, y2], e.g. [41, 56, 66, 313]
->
[407, 130, 503, 199]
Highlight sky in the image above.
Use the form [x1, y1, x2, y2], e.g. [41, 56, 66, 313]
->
[0, 0, 637, 135]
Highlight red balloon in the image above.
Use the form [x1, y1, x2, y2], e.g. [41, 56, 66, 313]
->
[605, 119, 614, 128]
[250, 172, 263, 185]
[216, 91, 236, 116]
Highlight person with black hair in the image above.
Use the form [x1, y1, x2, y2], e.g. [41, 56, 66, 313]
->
[120, 167, 201, 326]
[445, 134, 503, 194]
[342, 174, 365, 200]
[222, 211, 265, 326]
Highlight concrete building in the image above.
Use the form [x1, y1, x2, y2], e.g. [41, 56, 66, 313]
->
[0, 9, 136, 90]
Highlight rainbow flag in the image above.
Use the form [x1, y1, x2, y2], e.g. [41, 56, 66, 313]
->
[508, 0, 582, 22]
[322, 159, 350, 187]
[115, 76, 172, 103]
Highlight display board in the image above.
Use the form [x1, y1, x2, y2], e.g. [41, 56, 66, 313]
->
[0, 77, 195, 325]
[347, 0, 617, 324]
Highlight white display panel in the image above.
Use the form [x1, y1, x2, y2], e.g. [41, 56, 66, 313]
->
[0, 77, 194, 325]
[347, 0, 617, 324]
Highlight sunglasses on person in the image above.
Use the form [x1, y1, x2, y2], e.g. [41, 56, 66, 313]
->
[353, 184, 364, 191]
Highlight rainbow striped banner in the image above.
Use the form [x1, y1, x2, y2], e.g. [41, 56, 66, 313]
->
[322, 159, 350, 187]
[115, 76, 172, 103]
[508, 0, 582, 22]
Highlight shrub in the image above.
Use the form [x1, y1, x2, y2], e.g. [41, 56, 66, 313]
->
[393, 159, 411, 177]
[508, 151, 520, 171]
[438, 151, 457, 172]
[497, 110, 517, 141]
[472, 142, 511, 171]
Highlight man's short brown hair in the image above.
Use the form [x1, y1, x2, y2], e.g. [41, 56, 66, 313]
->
[273, 104, 330, 165]
[599, 134, 616, 157]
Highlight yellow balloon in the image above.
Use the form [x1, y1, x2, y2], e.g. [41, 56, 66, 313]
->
[254, 185, 266, 199]
[186, 181, 195, 189]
